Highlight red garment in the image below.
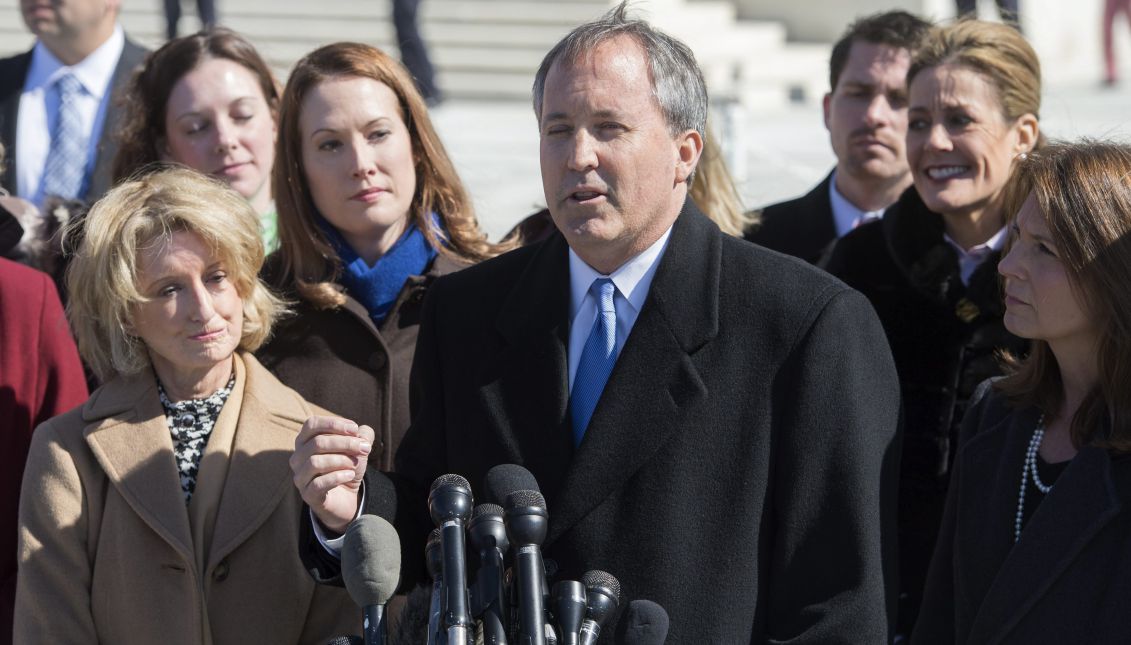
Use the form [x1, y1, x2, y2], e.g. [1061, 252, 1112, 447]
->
[0, 257, 87, 644]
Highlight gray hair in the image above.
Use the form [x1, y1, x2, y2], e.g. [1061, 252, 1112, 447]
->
[531, 1, 708, 139]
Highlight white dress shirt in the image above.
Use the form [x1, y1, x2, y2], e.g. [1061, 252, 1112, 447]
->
[829, 170, 885, 238]
[943, 226, 1008, 286]
[567, 225, 673, 390]
[16, 25, 125, 207]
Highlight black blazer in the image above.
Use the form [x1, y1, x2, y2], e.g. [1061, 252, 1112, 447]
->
[352, 199, 901, 642]
[0, 36, 147, 203]
[913, 385, 1131, 644]
[745, 171, 837, 265]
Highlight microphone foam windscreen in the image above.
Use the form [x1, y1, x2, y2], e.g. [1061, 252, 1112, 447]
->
[504, 489, 547, 511]
[486, 464, 540, 504]
[582, 570, 621, 600]
[472, 503, 505, 520]
[342, 515, 401, 607]
[623, 599, 669, 645]
[430, 473, 470, 492]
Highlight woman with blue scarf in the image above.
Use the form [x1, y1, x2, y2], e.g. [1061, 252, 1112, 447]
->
[258, 42, 504, 472]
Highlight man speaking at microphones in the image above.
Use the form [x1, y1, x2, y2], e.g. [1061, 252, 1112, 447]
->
[292, 3, 901, 641]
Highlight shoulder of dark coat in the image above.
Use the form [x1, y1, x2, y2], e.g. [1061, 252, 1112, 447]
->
[745, 174, 830, 241]
[430, 237, 546, 293]
[240, 351, 315, 424]
[717, 231, 861, 331]
[0, 49, 32, 89]
[963, 377, 1015, 435]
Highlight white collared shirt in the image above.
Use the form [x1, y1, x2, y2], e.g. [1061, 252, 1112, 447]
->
[829, 170, 885, 238]
[567, 225, 673, 390]
[943, 226, 1007, 285]
[16, 25, 125, 207]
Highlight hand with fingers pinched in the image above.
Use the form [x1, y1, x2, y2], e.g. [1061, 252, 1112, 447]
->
[290, 415, 375, 534]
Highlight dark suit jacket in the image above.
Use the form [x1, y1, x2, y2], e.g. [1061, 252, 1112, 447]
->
[364, 199, 901, 642]
[745, 171, 836, 265]
[913, 385, 1131, 644]
[0, 36, 147, 204]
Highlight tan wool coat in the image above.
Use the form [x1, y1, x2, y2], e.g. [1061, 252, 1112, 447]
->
[15, 352, 360, 644]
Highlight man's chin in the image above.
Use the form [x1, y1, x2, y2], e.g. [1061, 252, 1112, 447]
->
[846, 158, 909, 183]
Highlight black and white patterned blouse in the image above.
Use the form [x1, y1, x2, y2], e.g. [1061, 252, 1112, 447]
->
[157, 374, 236, 503]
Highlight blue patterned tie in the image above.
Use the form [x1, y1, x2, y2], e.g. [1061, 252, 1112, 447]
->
[570, 278, 619, 447]
[42, 73, 87, 201]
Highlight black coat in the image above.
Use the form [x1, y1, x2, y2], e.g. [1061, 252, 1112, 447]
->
[0, 37, 148, 204]
[913, 384, 1131, 644]
[824, 188, 1028, 634]
[257, 254, 464, 472]
[745, 171, 837, 265]
[346, 199, 901, 642]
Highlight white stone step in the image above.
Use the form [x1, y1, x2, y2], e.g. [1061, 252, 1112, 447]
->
[0, 0, 828, 108]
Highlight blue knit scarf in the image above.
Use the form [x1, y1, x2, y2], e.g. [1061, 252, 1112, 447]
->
[317, 214, 439, 326]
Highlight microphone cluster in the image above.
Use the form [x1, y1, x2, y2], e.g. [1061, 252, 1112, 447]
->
[424, 464, 670, 645]
[327, 464, 668, 645]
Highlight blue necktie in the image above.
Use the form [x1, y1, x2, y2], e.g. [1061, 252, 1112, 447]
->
[570, 278, 619, 447]
[42, 73, 87, 201]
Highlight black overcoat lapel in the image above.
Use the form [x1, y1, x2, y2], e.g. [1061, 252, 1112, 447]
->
[959, 410, 1122, 643]
[478, 233, 575, 503]
[547, 199, 716, 545]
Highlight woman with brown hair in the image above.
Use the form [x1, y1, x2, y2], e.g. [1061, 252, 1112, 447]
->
[113, 28, 281, 248]
[257, 41, 501, 474]
[824, 19, 1041, 634]
[912, 140, 1131, 642]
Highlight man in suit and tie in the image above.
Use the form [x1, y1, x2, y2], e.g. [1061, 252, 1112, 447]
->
[0, 0, 146, 209]
[293, 5, 902, 641]
[746, 11, 930, 265]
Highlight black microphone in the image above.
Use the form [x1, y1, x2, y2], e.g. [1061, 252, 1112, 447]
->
[429, 474, 474, 645]
[486, 464, 541, 505]
[366, 468, 399, 522]
[326, 637, 363, 645]
[578, 571, 620, 645]
[551, 581, 586, 645]
[504, 490, 549, 645]
[622, 600, 669, 645]
[342, 515, 401, 645]
[469, 503, 509, 645]
[425, 529, 444, 645]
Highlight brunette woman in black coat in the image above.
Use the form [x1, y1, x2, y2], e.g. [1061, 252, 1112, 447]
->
[913, 140, 1131, 643]
[825, 20, 1040, 634]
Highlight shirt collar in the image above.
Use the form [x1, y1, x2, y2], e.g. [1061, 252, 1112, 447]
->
[569, 223, 674, 319]
[26, 24, 125, 98]
[828, 170, 885, 237]
[942, 225, 1008, 259]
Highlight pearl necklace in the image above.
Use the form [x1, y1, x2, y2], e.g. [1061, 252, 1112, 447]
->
[1014, 415, 1051, 543]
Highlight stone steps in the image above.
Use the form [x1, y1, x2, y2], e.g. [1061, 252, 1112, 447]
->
[0, 0, 828, 108]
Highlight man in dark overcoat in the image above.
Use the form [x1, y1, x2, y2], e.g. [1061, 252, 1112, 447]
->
[292, 5, 903, 642]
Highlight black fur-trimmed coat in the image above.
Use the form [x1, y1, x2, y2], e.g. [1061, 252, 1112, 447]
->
[825, 187, 1028, 633]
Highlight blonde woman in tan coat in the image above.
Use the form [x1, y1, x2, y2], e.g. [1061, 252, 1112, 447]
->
[15, 168, 360, 644]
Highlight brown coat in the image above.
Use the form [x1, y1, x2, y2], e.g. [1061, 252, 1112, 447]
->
[257, 254, 465, 471]
[15, 353, 359, 645]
